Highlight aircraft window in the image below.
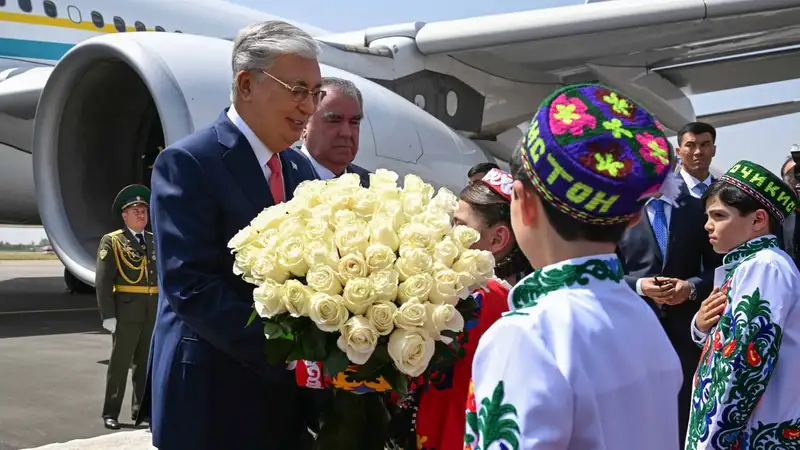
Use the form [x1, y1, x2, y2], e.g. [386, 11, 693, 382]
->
[67, 5, 80, 23]
[175, 30, 183, 33]
[91, 11, 104, 29]
[43, 0, 56, 17]
[155, 26, 165, 32]
[113, 16, 125, 32]
[135, 21, 145, 31]
[18, 0, 32, 13]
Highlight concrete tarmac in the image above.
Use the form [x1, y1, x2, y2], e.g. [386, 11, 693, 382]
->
[0, 260, 152, 450]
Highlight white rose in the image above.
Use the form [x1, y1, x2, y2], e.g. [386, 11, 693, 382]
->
[304, 240, 339, 270]
[434, 237, 460, 268]
[342, 277, 376, 315]
[414, 211, 452, 238]
[387, 328, 435, 377]
[309, 203, 334, 224]
[305, 219, 333, 242]
[331, 173, 362, 189]
[365, 244, 397, 273]
[428, 267, 463, 305]
[351, 189, 378, 220]
[255, 228, 280, 250]
[366, 301, 397, 336]
[335, 224, 370, 257]
[402, 174, 435, 200]
[369, 219, 400, 252]
[425, 303, 464, 334]
[277, 235, 309, 277]
[249, 249, 290, 284]
[394, 247, 433, 282]
[336, 315, 379, 365]
[375, 200, 405, 231]
[398, 222, 436, 251]
[253, 279, 286, 318]
[397, 273, 433, 303]
[293, 179, 327, 205]
[233, 247, 258, 276]
[308, 293, 349, 332]
[332, 209, 359, 230]
[427, 187, 459, 215]
[401, 190, 427, 220]
[281, 279, 313, 317]
[450, 225, 481, 251]
[228, 225, 258, 252]
[306, 265, 343, 295]
[277, 217, 306, 239]
[394, 297, 428, 331]
[452, 249, 496, 288]
[337, 253, 369, 285]
[369, 169, 399, 191]
[369, 269, 399, 302]
[249, 203, 290, 233]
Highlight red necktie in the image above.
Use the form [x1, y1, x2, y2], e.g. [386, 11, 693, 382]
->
[266, 154, 284, 204]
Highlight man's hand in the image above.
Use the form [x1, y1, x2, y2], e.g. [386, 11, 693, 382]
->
[662, 278, 692, 305]
[641, 277, 675, 303]
[102, 318, 117, 334]
[695, 288, 727, 333]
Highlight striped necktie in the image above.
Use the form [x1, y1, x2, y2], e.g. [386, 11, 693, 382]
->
[651, 199, 669, 258]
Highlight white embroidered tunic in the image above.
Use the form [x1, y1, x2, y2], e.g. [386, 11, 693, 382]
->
[465, 254, 683, 450]
[687, 236, 800, 450]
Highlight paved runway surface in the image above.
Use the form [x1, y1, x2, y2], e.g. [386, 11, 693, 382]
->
[0, 261, 152, 450]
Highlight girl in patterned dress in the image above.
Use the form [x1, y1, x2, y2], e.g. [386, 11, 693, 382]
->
[390, 168, 532, 450]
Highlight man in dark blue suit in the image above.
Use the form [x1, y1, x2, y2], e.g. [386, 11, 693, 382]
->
[617, 169, 722, 447]
[295, 77, 371, 187]
[143, 21, 323, 450]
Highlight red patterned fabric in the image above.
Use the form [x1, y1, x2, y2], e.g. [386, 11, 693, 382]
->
[415, 279, 510, 450]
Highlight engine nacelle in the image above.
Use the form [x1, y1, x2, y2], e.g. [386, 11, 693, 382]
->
[33, 33, 493, 286]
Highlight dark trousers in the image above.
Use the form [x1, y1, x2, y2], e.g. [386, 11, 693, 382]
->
[102, 295, 157, 420]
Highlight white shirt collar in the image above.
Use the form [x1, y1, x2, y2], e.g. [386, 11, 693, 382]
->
[127, 227, 144, 238]
[226, 105, 277, 173]
[680, 168, 712, 191]
[300, 144, 337, 180]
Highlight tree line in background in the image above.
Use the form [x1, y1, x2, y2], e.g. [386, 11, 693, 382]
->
[0, 238, 50, 251]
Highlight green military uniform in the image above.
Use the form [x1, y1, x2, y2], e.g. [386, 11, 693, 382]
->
[95, 184, 158, 426]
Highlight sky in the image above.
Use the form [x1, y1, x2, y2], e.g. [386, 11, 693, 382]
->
[1, 0, 798, 244]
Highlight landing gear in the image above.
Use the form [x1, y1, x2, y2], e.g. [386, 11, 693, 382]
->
[64, 268, 95, 295]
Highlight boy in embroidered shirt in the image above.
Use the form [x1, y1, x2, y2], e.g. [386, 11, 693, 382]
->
[464, 83, 684, 450]
[686, 160, 800, 450]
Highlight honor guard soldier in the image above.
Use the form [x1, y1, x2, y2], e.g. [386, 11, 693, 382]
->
[95, 184, 158, 430]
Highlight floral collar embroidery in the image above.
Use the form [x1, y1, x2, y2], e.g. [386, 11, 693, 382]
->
[722, 235, 779, 266]
[508, 254, 623, 311]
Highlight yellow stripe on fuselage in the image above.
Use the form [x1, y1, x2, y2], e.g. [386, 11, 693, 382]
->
[0, 10, 156, 34]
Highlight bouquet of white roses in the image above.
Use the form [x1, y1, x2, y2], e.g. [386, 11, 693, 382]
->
[228, 169, 494, 447]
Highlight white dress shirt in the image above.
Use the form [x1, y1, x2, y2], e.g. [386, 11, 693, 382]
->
[300, 145, 336, 180]
[680, 169, 712, 199]
[226, 105, 280, 181]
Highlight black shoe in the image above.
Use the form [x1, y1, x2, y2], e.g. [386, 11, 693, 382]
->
[104, 417, 120, 430]
[132, 414, 150, 424]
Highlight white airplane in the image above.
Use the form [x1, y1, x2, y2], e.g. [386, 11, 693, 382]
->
[2, 0, 800, 288]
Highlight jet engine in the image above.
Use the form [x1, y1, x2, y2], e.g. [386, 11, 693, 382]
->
[32, 33, 493, 287]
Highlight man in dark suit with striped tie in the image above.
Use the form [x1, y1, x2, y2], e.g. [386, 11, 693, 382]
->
[675, 122, 716, 198]
[296, 77, 371, 188]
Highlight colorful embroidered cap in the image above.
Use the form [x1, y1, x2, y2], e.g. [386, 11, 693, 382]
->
[112, 184, 151, 216]
[719, 160, 798, 223]
[480, 168, 513, 202]
[520, 83, 674, 224]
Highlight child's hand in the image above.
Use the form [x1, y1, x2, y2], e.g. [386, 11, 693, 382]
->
[695, 288, 727, 333]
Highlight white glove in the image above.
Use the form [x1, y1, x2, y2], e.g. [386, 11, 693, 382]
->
[103, 318, 117, 334]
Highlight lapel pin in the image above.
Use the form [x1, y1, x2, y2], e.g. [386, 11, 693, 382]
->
[291, 162, 298, 171]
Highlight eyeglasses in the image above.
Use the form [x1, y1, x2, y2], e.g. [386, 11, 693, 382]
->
[261, 71, 326, 106]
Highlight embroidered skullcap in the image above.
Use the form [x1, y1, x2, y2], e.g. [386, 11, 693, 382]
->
[479, 168, 513, 202]
[720, 160, 798, 223]
[519, 83, 674, 225]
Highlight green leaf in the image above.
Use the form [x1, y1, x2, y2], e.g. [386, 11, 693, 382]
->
[322, 346, 350, 378]
[263, 321, 285, 340]
[301, 323, 329, 362]
[264, 339, 293, 365]
[245, 309, 258, 327]
[385, 370, 408, 399]
[348, 344, 391, 382]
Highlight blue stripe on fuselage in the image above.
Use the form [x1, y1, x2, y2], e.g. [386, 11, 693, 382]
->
[0, 37, 73, 61]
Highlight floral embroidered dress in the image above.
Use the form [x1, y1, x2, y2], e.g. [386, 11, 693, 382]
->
[415, 278, 511, 450]
[464, 254, 683, 450]
[687, 236, 800, 450]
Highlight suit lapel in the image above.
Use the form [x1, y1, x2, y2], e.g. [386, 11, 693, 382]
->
[280, 151, 298, 202]
[217, 110, 273, 211]
[663, 196, 688, 269]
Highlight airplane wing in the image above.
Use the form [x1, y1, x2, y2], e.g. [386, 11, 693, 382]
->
[320, 0, 800, 142]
